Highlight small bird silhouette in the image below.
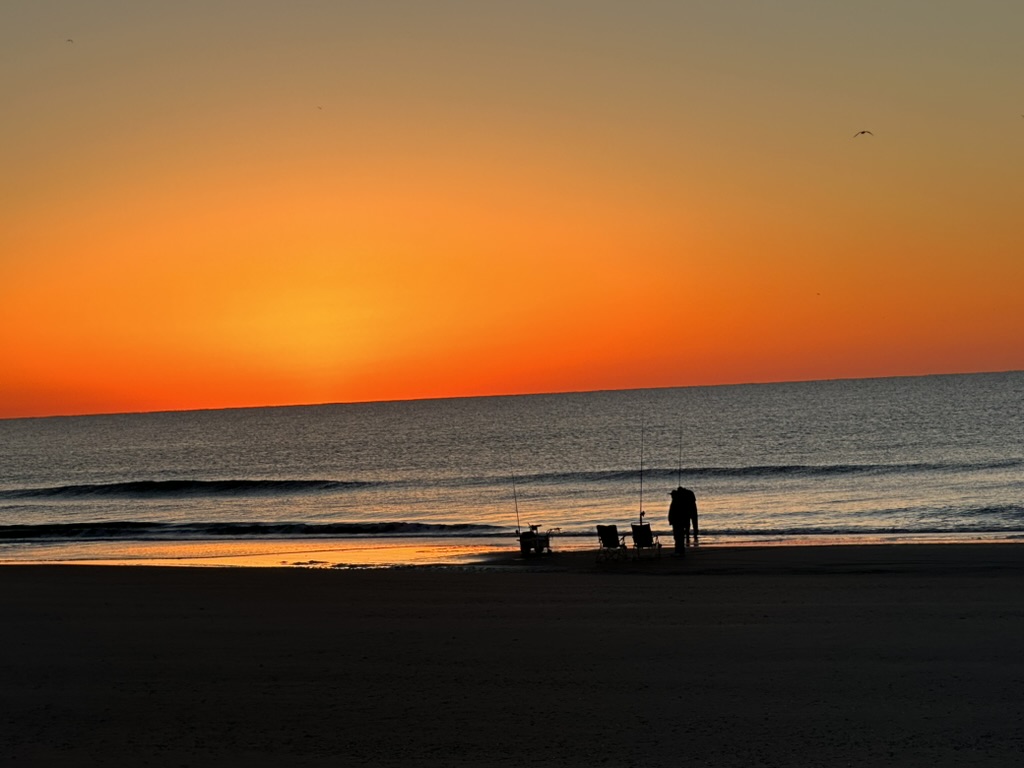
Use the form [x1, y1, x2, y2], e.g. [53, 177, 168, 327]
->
[66, 38, 74, 43]
[853, 130, 873, 137]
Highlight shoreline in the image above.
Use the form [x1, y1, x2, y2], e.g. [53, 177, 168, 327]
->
[2, 535, 1023, 570]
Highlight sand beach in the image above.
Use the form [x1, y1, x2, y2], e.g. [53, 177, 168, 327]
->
[3, 543, 1024, 766]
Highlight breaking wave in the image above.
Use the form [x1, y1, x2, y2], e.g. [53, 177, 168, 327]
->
[0, 479, 376, 499]
[3, 458, 1018, 500]
[0, 520, 506, 541]
[520, 459, 1023, 485]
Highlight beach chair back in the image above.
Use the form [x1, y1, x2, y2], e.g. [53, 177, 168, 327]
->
[597, 524, 623, 549]
[596, 524, 627, 561]
[630, 522, 662, 558]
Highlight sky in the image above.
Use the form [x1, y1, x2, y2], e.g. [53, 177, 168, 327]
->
[2, 1, 1022, 418]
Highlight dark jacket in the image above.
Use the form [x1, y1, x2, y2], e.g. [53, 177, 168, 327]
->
[668, 487, 697, 526]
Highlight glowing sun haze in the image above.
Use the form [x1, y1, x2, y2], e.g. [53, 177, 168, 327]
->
[2, 1, 1022, 418]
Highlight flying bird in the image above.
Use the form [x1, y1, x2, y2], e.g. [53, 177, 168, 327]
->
[66, 38, 73, 43]
[853, 130, 873, 137]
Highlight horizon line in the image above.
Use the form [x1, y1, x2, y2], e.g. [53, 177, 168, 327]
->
[4, 368, 1021, 422]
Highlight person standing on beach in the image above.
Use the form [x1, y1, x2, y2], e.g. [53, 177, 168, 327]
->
[668, 486, 699, 554]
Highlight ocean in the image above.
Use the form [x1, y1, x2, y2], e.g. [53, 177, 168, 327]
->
[1, 372, 1022, 567]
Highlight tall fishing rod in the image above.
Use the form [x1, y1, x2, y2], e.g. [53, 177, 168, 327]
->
[639, 421, 645, 522]
[677, 424, 683, 487]
[509, 452, 522, 535]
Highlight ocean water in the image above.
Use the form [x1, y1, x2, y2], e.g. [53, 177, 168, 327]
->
[1, 372, 1022, 566]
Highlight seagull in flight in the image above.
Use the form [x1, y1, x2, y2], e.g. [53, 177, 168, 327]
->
[853, 130, 873, 137]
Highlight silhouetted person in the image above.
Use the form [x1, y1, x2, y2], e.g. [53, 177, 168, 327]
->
[668, 486, 699, 554]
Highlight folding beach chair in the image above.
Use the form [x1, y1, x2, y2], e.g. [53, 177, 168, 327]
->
[630, 522, 662, 559]
[596, 524, 628, 561]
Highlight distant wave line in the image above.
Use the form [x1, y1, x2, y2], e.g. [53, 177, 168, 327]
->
[516, 459, 1023, 485]
[2, 458, 1018, 500]
[0, 520, 507, 541]
[0, 479, 380, 499]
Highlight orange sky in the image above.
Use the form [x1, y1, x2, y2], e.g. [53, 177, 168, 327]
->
[2, 2, 1022, 418]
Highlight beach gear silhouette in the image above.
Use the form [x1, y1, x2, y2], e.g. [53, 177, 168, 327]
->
[631, 512, 662, 559]
[596, 524, 628, 561]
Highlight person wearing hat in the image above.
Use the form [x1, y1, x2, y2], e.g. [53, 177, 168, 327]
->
[668, 486, 699, 555]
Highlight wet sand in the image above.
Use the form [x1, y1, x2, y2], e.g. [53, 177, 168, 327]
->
[3, 543, 1024, 766]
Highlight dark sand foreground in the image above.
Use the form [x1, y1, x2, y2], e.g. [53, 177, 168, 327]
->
[3, 544, 1024, 767]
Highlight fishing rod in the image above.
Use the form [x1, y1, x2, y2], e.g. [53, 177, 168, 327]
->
[509, 453, 522, 535]
[639, 421, 645, 522]
[677, 424, 683, 487]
